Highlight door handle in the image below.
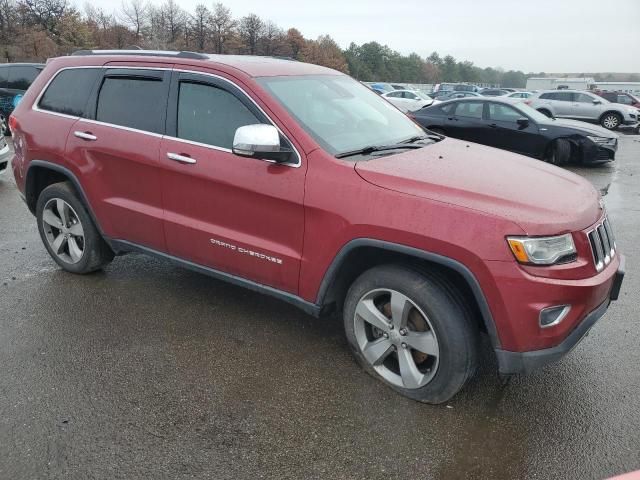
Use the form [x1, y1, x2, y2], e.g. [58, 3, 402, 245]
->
[167, 152, 197, 164]
[74, 131, 97, 141]
[489, 123, 498, 128]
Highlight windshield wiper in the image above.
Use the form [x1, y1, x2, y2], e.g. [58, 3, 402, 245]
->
[335, 143, 424, 159]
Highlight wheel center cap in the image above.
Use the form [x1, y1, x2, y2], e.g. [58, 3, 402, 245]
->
[389, 330, 401, 343]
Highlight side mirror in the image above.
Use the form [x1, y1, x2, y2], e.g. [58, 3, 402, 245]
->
[233, 124, 292, 163]
[516, 118, 530, 129]
[593, 99, 602, 104]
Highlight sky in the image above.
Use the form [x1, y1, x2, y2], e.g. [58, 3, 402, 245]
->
[87, 0, 640, 73]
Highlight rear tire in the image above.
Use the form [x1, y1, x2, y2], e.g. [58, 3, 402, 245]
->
[343, 265, 479, 404]
[600, 112, 622, 130]
[545, 138, 571, 165]
[36, 182, 114, 274]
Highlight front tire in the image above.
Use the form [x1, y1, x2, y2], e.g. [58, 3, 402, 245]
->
[36, 182, 114, 274]
[343, 265, 479, 404]
[600, 112, 622, 130]
[545, 138, 571, 165]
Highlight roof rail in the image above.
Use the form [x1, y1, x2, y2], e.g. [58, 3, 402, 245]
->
[71, 49, 208, 60]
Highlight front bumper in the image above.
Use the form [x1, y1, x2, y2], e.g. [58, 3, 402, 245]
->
[581, 138, 617, 164]
[495, 256, 625, 374]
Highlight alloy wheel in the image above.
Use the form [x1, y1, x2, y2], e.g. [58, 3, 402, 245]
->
[42, 198, 85, 264]
[602, 115, 620, 129]
[353, 288, 440, 389]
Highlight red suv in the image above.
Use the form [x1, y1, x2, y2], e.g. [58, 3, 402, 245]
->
[10, 51, 625, 403]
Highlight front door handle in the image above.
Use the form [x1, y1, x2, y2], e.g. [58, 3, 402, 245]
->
[167, 152, 197, 164]
[74, 131, 97, 141]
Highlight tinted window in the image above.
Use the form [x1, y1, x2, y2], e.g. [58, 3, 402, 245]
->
[440, 103, 456, 114]
[97, 76, 166, 133]
[8, 66, 40, 90]
[0, 66, 8, 88]
[539, 93, 555, 99]
[488, 103, 523, 122]
[39, 68, 100, 117]
[177, 82, 262, 149]
[616, 94, 632, 105]
[454, 101, 484, 119]
[404, 92, 418, 99]
[553, 92, 573, 101]
[574, 93, 595, 103]
[387, 91, 403, 98]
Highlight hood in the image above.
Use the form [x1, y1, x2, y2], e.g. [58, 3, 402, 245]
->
[545, 118, 618, 137]
[355, 139, 602, 235]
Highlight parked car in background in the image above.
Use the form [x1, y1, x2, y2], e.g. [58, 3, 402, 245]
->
[382, 89, 434, 112]
[507, 91, 534, 99]
[0, 63, 44, 132]
[481, 88, 509, 96]
[438, 91, 482, 100]
[528, 90, 639, 130]
[10, 50, 624, 404]
[409, 98, 619, 165]
[0, 132, 8, 173]
[594, 91, 640, 108]
[369, 82, 394, 94]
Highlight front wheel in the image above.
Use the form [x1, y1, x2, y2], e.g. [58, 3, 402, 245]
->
[36, 182, 114, 274]
[343, 265, 479, 404]
[600, 112, 622, 130]
[545, 138, 571, 165]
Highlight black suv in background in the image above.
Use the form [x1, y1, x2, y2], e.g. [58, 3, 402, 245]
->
[0, 63, 44, 133]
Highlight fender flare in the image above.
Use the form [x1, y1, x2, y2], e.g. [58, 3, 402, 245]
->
[26, 160, 107, 238]
[316, 238, 501, 349]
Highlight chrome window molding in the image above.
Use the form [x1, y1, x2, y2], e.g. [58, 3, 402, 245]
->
[31, 65, 302, 168]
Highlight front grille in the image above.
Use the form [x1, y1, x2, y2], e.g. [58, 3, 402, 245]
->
[587, 216, 617, 272]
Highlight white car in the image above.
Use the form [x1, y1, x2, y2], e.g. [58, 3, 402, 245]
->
[382, 89, 434, 112]
[507, 91, 534, 99]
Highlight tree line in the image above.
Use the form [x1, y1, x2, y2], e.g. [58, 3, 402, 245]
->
[1, 1, 635, 88]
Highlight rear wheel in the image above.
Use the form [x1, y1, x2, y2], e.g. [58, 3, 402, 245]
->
[343, 265, 479, 404]
[36, 182, 114, 274]
[545, 138, 571, 165]
[600, 112, 622, 130]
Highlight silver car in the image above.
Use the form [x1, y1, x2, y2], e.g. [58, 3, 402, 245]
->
[0, 134, 9, 176]
[528, 90, 639, 130]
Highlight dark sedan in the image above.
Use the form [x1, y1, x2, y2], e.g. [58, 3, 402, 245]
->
[409, 98, 618, 165]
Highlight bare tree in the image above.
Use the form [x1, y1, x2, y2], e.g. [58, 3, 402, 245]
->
[210, 2, 234, 54]
[120, 0, 147, 41]
[162, 0, 185, 46]
[238, 13, 262, 55]
[190, 3, 210, 51]
[21, 0, 69, 38]
[261, 20, 283, 56]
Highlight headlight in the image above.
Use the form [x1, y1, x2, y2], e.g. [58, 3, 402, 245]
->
[587, 135, 615, 146]
[507, 234, 576, 265]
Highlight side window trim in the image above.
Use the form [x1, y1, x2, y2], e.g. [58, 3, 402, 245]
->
[166, 69, 301, 167]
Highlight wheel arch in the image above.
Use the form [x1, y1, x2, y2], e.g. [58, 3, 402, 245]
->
[316, 239, 501, 349]
[26, 160, 106, 238]
[599, 110, 623, 123]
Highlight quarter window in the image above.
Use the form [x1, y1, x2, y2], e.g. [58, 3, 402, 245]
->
[96, 76, 166, 133]
[39, 68, 100, 117]
[177, 81, 262, 149]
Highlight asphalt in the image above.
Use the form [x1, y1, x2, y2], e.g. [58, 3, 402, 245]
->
[0, 134, 639, 480]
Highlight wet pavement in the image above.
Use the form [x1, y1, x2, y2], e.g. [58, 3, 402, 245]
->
[1, 135, 639, 480]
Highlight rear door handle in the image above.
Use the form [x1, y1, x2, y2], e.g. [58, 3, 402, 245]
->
[167, 152, 197, 164]
[74, 131, 97, 141]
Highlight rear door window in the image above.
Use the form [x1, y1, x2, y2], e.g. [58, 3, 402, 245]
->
[573, 93, 595, 103]
[8, 66, 40, 90]
[488, 103, 523, 122]
[39, 68, 101, 117]
[96, 72, 168, 134]
[454, 101, 484, 119]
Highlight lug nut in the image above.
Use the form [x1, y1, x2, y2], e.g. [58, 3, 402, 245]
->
[383, 333, 389, 339]
[399, 328, 408, 336]
[388, 323, 394, 330]
[401, 342, 408, 349]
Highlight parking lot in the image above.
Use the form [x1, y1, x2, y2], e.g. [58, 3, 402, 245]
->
[0, 134, 638, 480]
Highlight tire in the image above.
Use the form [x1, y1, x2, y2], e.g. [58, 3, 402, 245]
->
[537, 108, 552, 118]
[600, 112, 622, 130]
[343, 264, 479, 404]
[36, 182, 114, 274]
[545, 138, 571, 165]
[428, 127, 446, 136]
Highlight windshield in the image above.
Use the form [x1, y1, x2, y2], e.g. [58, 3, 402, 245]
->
[257, 75, 425, 156]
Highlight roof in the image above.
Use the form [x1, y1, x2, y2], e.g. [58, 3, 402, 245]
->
[69, 50, 341, 78]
